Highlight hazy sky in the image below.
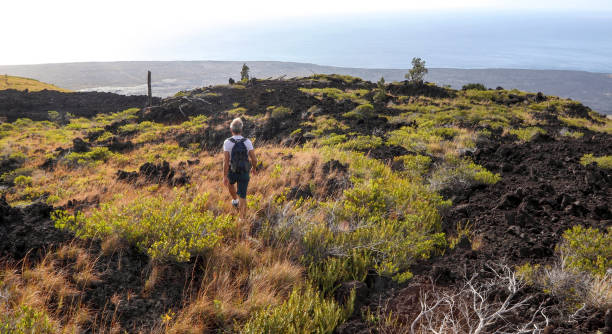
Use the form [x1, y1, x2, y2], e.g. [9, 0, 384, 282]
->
[2, 0, 612, 66]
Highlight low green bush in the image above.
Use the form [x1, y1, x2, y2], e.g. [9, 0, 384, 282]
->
[394, 155, 432, 179]
[13, 175, 32, 187]
[342, 104, 375, 120]
[302, 116, 348, 137]
[558, 225, 612, 277]
[580, 154, 612, 169]
[462, 83, 487, 90]
[226, 107, 247, 116]
[65, 147, 113, 166]
[178, 115, 209, 133]
[95, 108, 139, 125]
[429, 156, 500, 191]
[338, 136, 383, 151]
[509, 126, 546, 142]
[1, 167, 34, 184]
[321, 134, 383, 151]
[299, 88, 369, 104]
[309, 74, 362, 84]
[0, 305, 55, 334]
[276, 150, 448, 290]
[53, 190, 234, 262]
[241, 284, 352, 334]
[559, 128, 584, 138]
[268, 106, 293, 120]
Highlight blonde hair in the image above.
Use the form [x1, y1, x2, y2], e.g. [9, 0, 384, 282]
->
[230, 117, 243, 134]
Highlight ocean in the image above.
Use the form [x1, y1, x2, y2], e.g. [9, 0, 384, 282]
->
[164, 10, 612, 74]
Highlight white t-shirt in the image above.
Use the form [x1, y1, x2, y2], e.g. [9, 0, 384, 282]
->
[223, 135, 254, 157]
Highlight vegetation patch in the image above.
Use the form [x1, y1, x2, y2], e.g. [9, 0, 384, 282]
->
[342, 103, 375, 120]
[580, 153, 612, 169]
[429, 155, 500, 192]
[53, 190, 234, 262]
[241, 284, 352, 334]
[508, 126, 546, 142]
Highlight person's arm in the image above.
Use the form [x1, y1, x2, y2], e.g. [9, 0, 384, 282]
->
[223, 151, 230, 185]
[248, 150, 258, 174]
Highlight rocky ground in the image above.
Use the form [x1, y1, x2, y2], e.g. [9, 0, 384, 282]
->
[0, 89, 158, 121]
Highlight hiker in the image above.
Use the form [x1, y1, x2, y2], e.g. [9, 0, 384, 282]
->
[223, 117, 257, 220]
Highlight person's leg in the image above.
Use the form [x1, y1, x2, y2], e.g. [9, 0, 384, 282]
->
[226, 173, 238, 201]
[236, 173, 250, 220]
[239, 197, 247, 220]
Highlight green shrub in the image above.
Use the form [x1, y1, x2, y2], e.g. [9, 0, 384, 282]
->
[13, 118, 33, 128]
[53, 190, 234, 262]
[226, 107, 247, 116]
[302, 116, 348, 137]
[94, 108, 140, 125]
[8, 152, 27, 163]
[65, 147, 113, 166]
[321, 134, 383, 151]
[299, 88, 368, 103]
[118, 121, 160, 136]
[394, 155, 432, 179]
[179, 115, 209, 132]
[580, 154, 612, 169]
[509, 126, 546, 142]
[1, 123, 15, 131]
[1, 167, 34, 184]
[288, 150, 448, 287]
[429, 156, 500, 191]
[338, 136, 383, 151]
[13, 175, 32, 187]
[387, 126, 443, 153]
[559, 128, 584, 138]
[374, 77, 386, 103]
[558, 225, 612, 277]
[319, 133, 347, 147]
[462, 83, 487, 90]
[47, 110, 61, 122]
[241, 284, 351, 334]
[0, 305, 56, 334]
[310, 74, 362, 84]
[268, 106, 293, 120]
[342, 104, 375, 120]
[559, 116, 612, 134]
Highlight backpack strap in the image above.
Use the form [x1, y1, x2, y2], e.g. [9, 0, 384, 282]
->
[229, 138, 237, 144]
[238, 138, 247, 143]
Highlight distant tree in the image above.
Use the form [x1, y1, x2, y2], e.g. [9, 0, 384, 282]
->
[240, 64, 250, 83]
[374, 76, 387, 103]
[405, 57, 428, 85]
[462, 83, 487, 90]
[228, 77, 235, 85]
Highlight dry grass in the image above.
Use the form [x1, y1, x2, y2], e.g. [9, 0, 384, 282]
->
[0, 247, 96, 333]
[0, 75, 71, 92]
[586, 272, 612, 310]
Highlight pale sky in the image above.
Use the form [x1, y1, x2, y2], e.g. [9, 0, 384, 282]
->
[2, 0, 611, 65]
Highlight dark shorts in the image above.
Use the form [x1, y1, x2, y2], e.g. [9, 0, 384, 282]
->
[228, 171, 250, 199]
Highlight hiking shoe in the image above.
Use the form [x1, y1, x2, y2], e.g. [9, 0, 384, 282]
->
[232, 199, 239, 209]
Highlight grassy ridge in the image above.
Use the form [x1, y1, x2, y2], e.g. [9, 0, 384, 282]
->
[0, 74, 70, 92]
